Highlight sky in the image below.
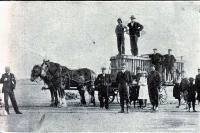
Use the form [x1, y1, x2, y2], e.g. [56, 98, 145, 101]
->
[0, 1, 199, 79]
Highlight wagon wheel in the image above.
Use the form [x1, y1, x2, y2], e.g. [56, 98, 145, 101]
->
[159, 85, 167, 104]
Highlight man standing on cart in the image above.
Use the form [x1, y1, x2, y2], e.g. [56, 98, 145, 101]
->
[95, 67, 111, 109]
[116, 63, 132, 113]
[147, 65, 161, 111]
[162, 49, 176, 83]
[149, 48, 163, 75]
[127, 15, 143, 56]
[115, 18, 128, 55]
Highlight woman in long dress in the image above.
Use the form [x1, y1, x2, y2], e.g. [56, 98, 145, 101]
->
[138, 71, 149, 108]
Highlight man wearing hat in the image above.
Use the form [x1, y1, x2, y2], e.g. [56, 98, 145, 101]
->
[162, 49, 176, 82]
[116, 63, 132, 113]
[127, 15, 143, 56]
[0, 66, 22, 114]
[95, 67, 111, 109]
[195, 68, 200, 104]
[149, 48, 163, 74]
[147, 65, 161, 111]
[115, 18, 128, 55]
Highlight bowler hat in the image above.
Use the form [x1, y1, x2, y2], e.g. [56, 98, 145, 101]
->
[153, 48, 157, 50]
[130, 15, 136, 19]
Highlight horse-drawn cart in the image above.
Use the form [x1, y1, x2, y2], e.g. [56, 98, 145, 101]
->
[107, 54, 184, 104]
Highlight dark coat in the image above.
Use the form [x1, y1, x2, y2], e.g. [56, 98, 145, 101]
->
[115, 24, 126, 36]
[195, 74, 200, 100]
[195, 74, 200, 92]
[180, 78, 189, 92]
[116, 71, 132, 85]
[149, 53, 163, 66]
[95, 74, 111, 87]
[0, 73, 16, 93]
[173, 83, 181, 99]
[147, 70, 161, 106]
[163, 54, 176, 68]
[187, 83, 197, 102]
[147, 71, 161, 88]
[127, 22, 143, 37]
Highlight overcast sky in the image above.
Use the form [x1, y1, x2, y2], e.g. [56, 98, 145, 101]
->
[0, 1, 199, 79]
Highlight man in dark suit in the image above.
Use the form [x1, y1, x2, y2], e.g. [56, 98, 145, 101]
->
[127, 15, 143, 56]
[195, 68, 200, 104]
[162, 49, 176, 82]
[147, 65, 161, 111]
[115, 18, 128, 55]
[95, 67, 111, 109]
[116, 63, 132, 113]
[149, 48, 163, 74]
[0, 66, 22, 114]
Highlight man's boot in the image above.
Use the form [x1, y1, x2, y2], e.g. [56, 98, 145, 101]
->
[16, 111, 22, 114]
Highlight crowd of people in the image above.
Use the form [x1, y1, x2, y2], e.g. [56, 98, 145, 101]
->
[173, 69, 200, 112]
[95, 64, 161, 113]
[0, 14, 199, 115]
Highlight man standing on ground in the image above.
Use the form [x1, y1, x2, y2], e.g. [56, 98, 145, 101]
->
[0, 66, 22, 114]
[95, 67, 111, 109]
[115, 18, 127, 55]
[116, 63, 132, 113]
[127, 15, 143, 56]
[195, 68, 200, 104]
[147, 65, 161, 111]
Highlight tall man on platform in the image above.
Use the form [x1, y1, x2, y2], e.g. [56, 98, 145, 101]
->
[0, 66, 22, 114]
[116, 63, 132, 113]
[127, 15, 143, 56]
[149, 48, 163, 74]
[163, 49, 176, 82]
[115, 18, 128, 55]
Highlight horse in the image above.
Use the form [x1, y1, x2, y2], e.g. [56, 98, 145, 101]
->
[30, 63, 64, 107]
[30, 60, 96, 107]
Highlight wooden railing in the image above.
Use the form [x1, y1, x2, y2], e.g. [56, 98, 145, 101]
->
[110, 55, 184, 82]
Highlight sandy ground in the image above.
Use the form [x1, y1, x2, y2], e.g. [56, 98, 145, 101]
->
[0, 84, 200, 132]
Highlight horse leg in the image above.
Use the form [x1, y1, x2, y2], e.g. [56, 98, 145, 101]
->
[54, 90, 59, 107]
[78, 86, 86, 105]
[88, 86, 96, 106]
[50, 88, 55, 107]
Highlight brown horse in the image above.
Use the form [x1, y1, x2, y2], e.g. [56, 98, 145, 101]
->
[31, 60, 96, 107]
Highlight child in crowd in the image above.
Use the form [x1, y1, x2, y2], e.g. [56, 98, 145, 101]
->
[138, 71, 148, 108]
